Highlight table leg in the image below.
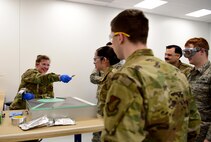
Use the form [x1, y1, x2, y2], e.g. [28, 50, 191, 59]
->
[74, 134, 81, 142]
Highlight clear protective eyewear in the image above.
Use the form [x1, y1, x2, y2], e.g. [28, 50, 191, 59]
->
[93, 56, 103, 62]
[109, 32, 130, 42]
[183, 47, 201, 58]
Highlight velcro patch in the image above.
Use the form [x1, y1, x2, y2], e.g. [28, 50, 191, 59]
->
[106, 95, 120, 116]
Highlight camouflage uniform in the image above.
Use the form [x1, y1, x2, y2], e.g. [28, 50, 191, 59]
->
[10, 68, 60, 110]
[176, 60, 193, 77]
[90, 69, 104, 84]
[92, 64, 122, 142]
[101, 49, 201, 142]
[187, 61, 211, 142]
[90, 62, 122, 84]
[97, 67, 120, 117]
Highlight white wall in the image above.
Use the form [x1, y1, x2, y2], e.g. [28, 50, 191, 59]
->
[0, 0, 20, 100]
[209, 23, 211, 45]
[0, 0, 211, 103]
[147, 14, 211, 63]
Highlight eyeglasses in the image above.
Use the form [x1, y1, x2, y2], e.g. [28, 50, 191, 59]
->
[183, 47, 201, 58]
[109, 32, 130, 42]
[93, 56, 103, 62]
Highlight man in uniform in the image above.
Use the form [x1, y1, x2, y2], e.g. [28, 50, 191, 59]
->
[183, 37, 211, 142]
[101, 9, 200, 142]
[165, 44, 193, 76]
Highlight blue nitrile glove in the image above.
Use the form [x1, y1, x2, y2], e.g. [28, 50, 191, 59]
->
[60, 74, 72, 83]
[22, 92, 35, 100]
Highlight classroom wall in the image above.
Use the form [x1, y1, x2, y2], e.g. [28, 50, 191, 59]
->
[209, 23, 211, 43]
[0, 0, 211, 103]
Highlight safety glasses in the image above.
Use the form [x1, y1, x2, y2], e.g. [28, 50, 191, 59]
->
[109, 32, 130, 42]
[183, 47, 201, 58]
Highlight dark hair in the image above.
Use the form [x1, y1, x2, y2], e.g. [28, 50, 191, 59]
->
[185, 37, 209, 56]
[106, 42, 112, 46]
[166, 45, 183, 58]
[96, 46, 120, 65]
[111, 9, 148, 44]
[36, 55, 50, 65]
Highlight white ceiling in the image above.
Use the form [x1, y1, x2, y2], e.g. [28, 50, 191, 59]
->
[66, 0, 211, 23]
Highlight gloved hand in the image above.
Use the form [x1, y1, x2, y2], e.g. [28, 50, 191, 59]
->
[60, 74, 72, 83]
[22, 92, 35, 100]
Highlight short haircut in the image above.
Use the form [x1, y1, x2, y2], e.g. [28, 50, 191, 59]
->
[96, 46, 120, 65]
[185, 37, 209, 56]
[36, 55, 50, 65]
[166, 45, 183, 58]
[111, 9, 149, 44]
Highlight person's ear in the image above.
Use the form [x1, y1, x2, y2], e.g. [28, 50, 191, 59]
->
[118, 34, 125, 44]
[201, 48, 205, 53]
[103, 57, 110, 65]
[102, 57, 108, 62]
[177, 54, 180, 59]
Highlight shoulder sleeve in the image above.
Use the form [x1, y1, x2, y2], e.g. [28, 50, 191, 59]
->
[182, 67, 193, 77]
[101, 73, 146, 142]
[22, 69, 60, 85]
[187, 87, 201, 142]
[90, 69, 103, 84]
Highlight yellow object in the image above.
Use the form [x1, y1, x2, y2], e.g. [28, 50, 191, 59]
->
[11, 115, 26, 126]
[13, 115, 23, 119]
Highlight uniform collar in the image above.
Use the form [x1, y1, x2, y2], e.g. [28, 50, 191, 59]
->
[101, 67, 113, 82]
[175, 60, 182, 68]
[126, 49, 154, 61]
[192, 61, 210, 74]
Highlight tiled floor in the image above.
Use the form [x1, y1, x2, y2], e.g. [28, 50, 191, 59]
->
[42, 133, 92, 142]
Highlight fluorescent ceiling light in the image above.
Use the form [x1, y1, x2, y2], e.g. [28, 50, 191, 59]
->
[186, 9, 211, 17]
[134, 0, 168, 9]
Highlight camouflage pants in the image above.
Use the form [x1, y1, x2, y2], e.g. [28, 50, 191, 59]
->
[195, 123, 210, 142]
[92, 131, 102, 142]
